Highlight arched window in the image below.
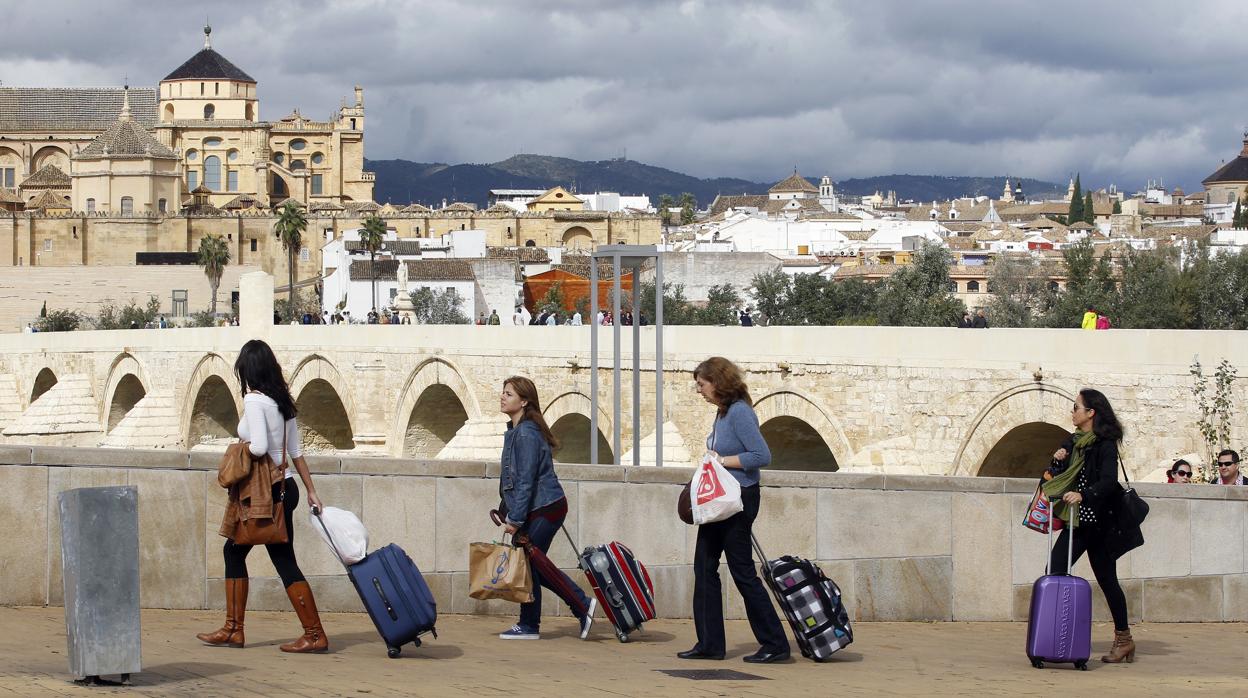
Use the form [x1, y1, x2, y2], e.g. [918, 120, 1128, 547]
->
[120, 197, 134, 215]
[245, 103, 255, 121]
[290, 139, 307, 151]
[290, 159, 305, 171]
[204, 103, 215, 120]
[966, 280, 980, 293]
[203, 155, 221, 191]
[86, 198, 96, 213]
[158, 198, 167, 213]
[311, 152, 324, 165]
[163, 104, 174, 122]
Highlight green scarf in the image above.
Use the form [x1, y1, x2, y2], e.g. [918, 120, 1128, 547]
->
[1042, 429, 1096, 527]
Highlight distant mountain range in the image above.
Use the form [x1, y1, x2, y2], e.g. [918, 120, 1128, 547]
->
[365, 154, 1064, 208]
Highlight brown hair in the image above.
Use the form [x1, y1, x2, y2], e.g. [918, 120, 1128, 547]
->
[503, 376, 559, 448]
[693, 356, 752, 416]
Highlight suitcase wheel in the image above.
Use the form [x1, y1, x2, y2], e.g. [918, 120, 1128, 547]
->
[615, 628, 630, 643]
[387, 646, 401, 659]
[1029, 657, 1043, 669]
[1075, 660, 1088, 671]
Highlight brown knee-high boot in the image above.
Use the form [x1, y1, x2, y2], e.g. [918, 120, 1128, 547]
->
[280, 581, 329, 653]
[1101, 629, 1136, 663]
[196, 578, 248, 648]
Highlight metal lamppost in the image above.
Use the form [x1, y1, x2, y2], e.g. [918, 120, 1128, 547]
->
[590, 245, 664, 467]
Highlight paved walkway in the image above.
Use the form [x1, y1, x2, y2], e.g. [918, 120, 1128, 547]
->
[1, 607, 1244, 696]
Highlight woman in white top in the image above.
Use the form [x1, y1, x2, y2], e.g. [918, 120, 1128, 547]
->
[197, 339, 328, 654]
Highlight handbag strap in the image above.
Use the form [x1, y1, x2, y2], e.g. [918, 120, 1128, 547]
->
[1117, 451, 1131, 486]
[276, 420, 289, 502]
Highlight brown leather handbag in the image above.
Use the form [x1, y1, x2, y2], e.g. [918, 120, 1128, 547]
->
[233, 434, 289, 546]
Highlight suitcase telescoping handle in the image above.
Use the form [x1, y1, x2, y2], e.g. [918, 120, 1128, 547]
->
[1044, 503, 1077, 576]
[749, 533, 774, 577]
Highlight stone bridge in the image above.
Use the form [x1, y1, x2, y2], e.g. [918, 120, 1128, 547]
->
[1, 273, 1243, 480]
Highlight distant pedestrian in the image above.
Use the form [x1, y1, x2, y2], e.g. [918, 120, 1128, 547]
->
[1166, 459, 1193, 484]
[639, 311, 648, 326]
[1211, 450, 1245, 486]
[545, 312, 557, 327]
[1082, 306, 1098, 330]
[739, 308, 754, 327]
[513, 306, 525, 326]
[478, 312, 487, 326]
[595, 310, 604, 326]
[489, 310, 501, 325]
[1096, 314, 1111, 331]
[958, 311, 972, 328]
[972, 309, 988, 328]
[571, 311, 583, 326]
[23, 323, 34, 334]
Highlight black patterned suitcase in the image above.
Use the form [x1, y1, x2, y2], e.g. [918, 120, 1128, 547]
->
[751, 534, 853, 661]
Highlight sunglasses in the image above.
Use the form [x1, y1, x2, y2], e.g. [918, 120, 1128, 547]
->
[1218, 461, 1238, 467]
[1173, 471, 1192, 477]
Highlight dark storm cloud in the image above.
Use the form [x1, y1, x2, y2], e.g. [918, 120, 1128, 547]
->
[2, 0, 1244, 190]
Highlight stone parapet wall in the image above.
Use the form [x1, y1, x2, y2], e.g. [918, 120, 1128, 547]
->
[2, 445, 1244, 624]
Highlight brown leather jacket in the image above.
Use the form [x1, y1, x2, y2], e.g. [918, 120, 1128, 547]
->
[218, 452, 285, 538]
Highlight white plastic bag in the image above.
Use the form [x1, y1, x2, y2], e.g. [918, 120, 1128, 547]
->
[690, 452, 743, 525]
[311, 506, 368, 565]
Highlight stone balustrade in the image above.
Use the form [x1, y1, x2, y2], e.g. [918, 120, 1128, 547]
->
[2, 445, 1244, 624]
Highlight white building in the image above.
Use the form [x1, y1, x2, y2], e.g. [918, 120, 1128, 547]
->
[321, 228, 486, 320]
[577, 192, 653, 213]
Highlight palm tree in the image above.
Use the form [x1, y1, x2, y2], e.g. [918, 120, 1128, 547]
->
[197, 234, 231, 316]
[359, 214, 387, 312]
[273, 201, 307, 320]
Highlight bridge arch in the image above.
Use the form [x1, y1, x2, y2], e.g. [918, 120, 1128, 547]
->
[30, 367, 59, 404]
[953, 383, 1076, 477]
[101, 353, 151, 434]
[391, 358, 479, 457]
[753, 390, 850, 471]
[181, 353, 243, 448]
[543, 391, 614, 464]
[289, 354, 357, 452]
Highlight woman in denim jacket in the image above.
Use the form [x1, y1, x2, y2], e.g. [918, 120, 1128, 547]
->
[495, 376, 597, 640]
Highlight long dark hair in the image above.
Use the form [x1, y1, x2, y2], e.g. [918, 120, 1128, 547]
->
[504, 376, 558, 448]
[1079, 388, 1123, 442]
[693, 356, 752, 417]
[234, 339, 297, 420]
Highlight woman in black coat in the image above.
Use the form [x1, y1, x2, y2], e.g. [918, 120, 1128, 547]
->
[1045, 388, 1135, 664]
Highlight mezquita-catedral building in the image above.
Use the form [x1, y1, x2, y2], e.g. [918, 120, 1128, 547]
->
[1, 25, 372, 214]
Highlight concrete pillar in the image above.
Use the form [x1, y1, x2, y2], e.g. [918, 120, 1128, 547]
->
[239, 270, 274, 337]
[59, 486, 141, 682]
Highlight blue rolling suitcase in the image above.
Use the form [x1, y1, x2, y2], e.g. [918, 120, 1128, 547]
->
[315, 513, 437, 658]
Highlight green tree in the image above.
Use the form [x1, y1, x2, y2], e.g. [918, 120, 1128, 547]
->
[1234, 198, 1244, 229]
[1040, 239, 1116, 327]
[273, 202, 307, 321]
[1083, 191, 1096, 225]
[1112, 199, 1122, 215]
[639, 281, 695, 324]
[410, 287, 470, 324]
[1115, 248, 1185, 328]
[679, 192, 697, 225]
[196, 234, 231, 317]
[359, 214, 387, 311]
[986, 254, 1049, 327]
[694, 284, 741, 325]
[273, 289, 320, 325]
[873, 243, 965, 326]
[658, 194, 675, 227]
[93, 295, 162, 329]
[538, 280, 566, 316]
[1066, 174, 1083, 225]
[748, 268, 793, 325]
[34, 308, 83, 332]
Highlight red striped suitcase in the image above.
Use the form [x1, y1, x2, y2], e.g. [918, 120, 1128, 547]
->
[561, 528, 655, 642]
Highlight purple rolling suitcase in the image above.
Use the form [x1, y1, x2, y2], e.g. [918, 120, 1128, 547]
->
[1026, 510, 1092, 670]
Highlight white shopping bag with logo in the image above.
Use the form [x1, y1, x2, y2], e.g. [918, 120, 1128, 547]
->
[690, 451, 743, 525]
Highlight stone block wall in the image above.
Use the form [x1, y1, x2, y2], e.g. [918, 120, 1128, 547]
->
[2, 445, 1246, 624]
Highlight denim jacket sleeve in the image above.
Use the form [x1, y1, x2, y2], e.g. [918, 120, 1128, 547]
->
[503, 424, 541, 526]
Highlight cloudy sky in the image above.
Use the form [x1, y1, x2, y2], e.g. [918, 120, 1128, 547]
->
[4, 0, 1247, 190]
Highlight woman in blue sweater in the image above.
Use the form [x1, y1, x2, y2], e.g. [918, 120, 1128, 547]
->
[679, 357, 790, 664]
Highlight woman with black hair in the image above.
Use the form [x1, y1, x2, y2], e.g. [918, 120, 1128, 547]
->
[197, 339, 328, 653]
[1043, 388, 1134, 664]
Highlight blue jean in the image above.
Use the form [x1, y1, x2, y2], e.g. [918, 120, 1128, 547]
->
[518, 513, 591, 630]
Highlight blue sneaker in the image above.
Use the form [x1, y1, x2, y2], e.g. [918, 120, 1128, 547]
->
[498, 624, 540, 640]
[579, 598, 598, 640]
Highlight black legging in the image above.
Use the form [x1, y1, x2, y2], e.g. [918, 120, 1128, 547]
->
[223, 479, 306, 588]
[1049, 524, 1128, 631]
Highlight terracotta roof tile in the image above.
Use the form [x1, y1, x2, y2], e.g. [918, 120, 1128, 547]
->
[0, 87, 158, 130]
[18, 164, 71, 190]
[350, 258, 476, 282]
[769, 172, 819, 193]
